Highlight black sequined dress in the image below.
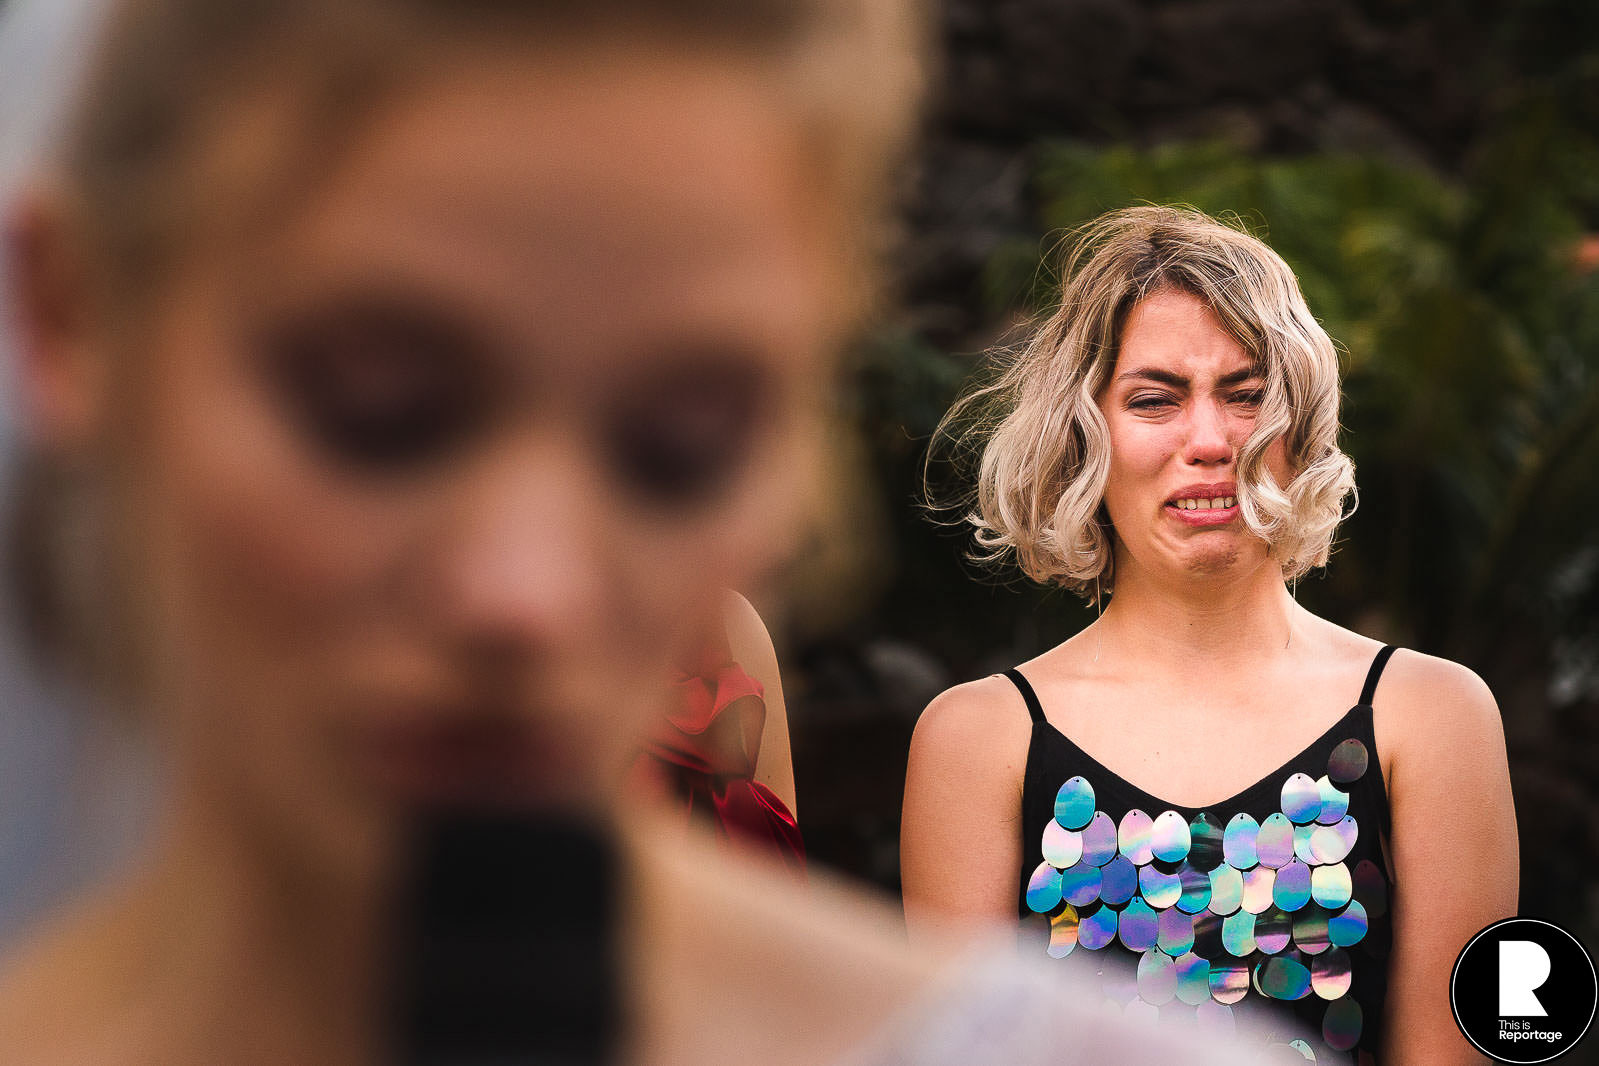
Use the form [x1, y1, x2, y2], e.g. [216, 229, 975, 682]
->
[1014, 646, 1397, 1064]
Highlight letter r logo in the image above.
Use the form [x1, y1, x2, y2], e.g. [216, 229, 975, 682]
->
[1500, 940, 1551, 1016]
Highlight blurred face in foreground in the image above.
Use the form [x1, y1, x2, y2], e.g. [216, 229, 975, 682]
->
[26, 42, 847, 879]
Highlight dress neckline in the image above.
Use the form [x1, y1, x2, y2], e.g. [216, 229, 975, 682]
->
[1030, 702, 1367, 816]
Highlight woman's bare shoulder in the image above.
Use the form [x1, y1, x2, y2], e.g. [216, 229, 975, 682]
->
[1369, 647, 1503, 754]
[1305, 623, 1506, 798]
[912, 674, 1033, 766]
[719, 589, 778, 678]
[1377, 647, 1495, 705]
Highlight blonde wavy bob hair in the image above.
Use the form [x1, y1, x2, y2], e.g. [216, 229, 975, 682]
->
[936, 205, 1356, 596]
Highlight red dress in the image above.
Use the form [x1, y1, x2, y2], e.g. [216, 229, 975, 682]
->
[632, 639, 806, 877]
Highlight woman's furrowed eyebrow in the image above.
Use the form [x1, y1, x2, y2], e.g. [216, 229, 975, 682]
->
[1115, 367, 1262, 388]
[1116, 367, 1187, 387]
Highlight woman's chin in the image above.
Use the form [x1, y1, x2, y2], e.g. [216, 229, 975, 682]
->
[1141, 533, 1276, 585]
[1181, 544, 1244, 578]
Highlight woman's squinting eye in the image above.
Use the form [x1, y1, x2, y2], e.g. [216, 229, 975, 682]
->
[602, 357, 769, 509]
[1127, 391, 1177, 412]
[259, 304, 492, 474]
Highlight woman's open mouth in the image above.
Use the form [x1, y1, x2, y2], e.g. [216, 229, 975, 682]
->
[1165, 490, 1239, 527]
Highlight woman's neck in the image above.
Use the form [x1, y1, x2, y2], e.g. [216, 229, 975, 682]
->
[126, 792, 391, 1065]
[1094, 550, 1304, 674]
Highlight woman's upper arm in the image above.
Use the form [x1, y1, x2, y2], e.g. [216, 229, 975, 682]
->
[1380, 652, 1519, 1065]
[722, 590, 797, 817]
[900, 677, 1031, 945]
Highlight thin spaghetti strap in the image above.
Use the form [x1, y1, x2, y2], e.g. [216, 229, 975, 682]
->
[1002, 668, 1047, 724]
[1359, 645, 1398, 707]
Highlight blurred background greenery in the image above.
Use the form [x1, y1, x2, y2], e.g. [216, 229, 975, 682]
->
[784, 0, 1599, 952]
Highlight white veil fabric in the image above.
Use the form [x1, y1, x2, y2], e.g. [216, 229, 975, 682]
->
[0, 0, 154, 953]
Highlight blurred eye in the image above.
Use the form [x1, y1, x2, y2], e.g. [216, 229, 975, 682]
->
[602, 358, 769, 508]
[259, 304, 492, 474]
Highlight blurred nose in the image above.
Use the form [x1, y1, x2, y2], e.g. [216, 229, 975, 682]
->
[439, 437, 604, 661]
[1183, 396, 1235, 466]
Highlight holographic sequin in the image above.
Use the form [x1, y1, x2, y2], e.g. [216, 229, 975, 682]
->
[1224, 814, 1260, 869]
[1353, 859, 1388, 919]
[1256, 813, 1296, 869]
[1281, 773, 1323, 824]
[1041, 819, 1083, 868]
[1026, 862, 1062, 913]
[1061, 862, 1103, 907]
[1274, 859, 1312, 912]
[1293, 905, 1331, 955]
[1151, 810, 1192, 864]
[1139, 864, 1181, 909]
[1311, 947, 1352, 999]
[1080, 811, 1118, 866]
[1310, 816, 1357, 865]
[1176, 863, 1212, 914]
[1255, 906, 1292, 954]
[1196, 999, 1236, 1035]
[1208, 865, 1243, 916]
[1158, 907, 1194, 956]
[1323, 996, 1363, 1051]
[1047, 905, 1079, 958]
[1329, 900, 1368, 947]
[1210, 963, 1250, 1005]
[1222, 910, 1256, 956]
[1293, 823, 1317, 865]
[1241, 866, 1275, 914]
[1327, 739, 1368, 784]
[1137, 948, 1177, 1006]
[1312, 863, 1352, 909]
[1119, 809, 1155, 865]
[1315, 775, 1350, 825]
[1099, 853, 1138, 906]
[1255, 955, 1312, 1000]
[1118, 896, 1159, 952]
[1033, 729, 1384, 1051]
[1189, 813, 1224, 871]
[1054, 776, 1096, 830]
[1175, 952, 1211, 1005]
[1079, 903, 1117, 950]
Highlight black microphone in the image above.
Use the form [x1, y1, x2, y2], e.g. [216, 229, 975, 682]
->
[392, 811, 620, 1066]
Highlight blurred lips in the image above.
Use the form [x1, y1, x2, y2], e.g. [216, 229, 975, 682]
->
[1165, 482, 1239, 527]
[354, 708, 569, 807]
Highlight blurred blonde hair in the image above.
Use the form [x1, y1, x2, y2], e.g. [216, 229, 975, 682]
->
[935, 205, 1356, 596]
[51, 0, 923, 310]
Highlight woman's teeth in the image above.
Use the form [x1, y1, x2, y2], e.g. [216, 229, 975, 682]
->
[1174, 496, 1236, 510]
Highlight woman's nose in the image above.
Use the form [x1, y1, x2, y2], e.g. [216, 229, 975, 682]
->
[1183, 398, 1235, 466]
[436, 438, 606, 660]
